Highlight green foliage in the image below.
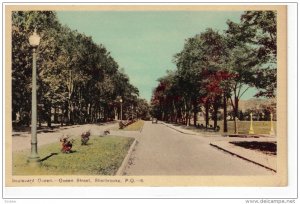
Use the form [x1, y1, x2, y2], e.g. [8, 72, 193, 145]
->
[151, 11, 277, 129]
[226, 11, 277, 98]
[12, 11, 147, 126]
[13, 136, 134, 175]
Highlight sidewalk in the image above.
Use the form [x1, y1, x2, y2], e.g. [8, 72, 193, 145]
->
[210, 140, 276, 172]
[161, 121, 277, 172]
[161, 122, 197, 135]
[11, 122, 134, 152]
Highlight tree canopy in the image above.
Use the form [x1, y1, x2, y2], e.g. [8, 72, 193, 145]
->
[151, 11, 277, 131]
[12, 11, 149, 127]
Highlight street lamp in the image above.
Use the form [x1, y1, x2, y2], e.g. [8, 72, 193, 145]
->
[28, 29, 41, 165]
[269, 113, 275, 136]
[248, 112, 255, 134]
[120, 98, 123, 121]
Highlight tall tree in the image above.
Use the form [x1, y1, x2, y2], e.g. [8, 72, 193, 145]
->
[226, 10, 277, 132]
[12, 11, 61, 125]
[12, 11, 144, 127]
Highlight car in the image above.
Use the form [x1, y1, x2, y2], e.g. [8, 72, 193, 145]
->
[152, 118, 158, 124]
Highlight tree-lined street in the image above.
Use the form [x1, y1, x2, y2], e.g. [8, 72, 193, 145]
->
[11, 10, 278, 176]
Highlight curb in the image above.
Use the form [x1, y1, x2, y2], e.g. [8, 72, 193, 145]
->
[139, 120, 145, 133]
[116, 139, 137, 175]
[210, 143, 276, 172]
[161, 122, 197, 135]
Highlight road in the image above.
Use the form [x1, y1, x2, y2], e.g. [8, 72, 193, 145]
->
[124, 121, 274, 175]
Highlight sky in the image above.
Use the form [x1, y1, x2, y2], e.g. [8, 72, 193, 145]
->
[56, 10, 257, 102]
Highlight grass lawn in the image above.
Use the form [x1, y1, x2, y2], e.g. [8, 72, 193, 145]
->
[122, 120, 144, 131]
[185, 120, 276, 135]
[220, 121, 276, 134]
[13, 136, 134, 175]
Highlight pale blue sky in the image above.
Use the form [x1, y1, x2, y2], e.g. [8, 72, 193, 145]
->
[57, 11, 257, 101]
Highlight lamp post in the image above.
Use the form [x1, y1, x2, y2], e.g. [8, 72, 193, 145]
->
[269, 113, 275, 136]
[28, 29, 41, 165]
[249, 112, 254, 134]
[120, 98, 123, 121]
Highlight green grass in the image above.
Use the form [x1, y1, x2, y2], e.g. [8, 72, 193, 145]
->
[13, 136, 134, 175]
[122, 120, 145, 131]
[186, 120, 276, 135]
[220, 121, 276, 134]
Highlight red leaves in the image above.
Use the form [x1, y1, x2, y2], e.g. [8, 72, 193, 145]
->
[152, 80, 183, 106]
[202, 70, 237, 103]
[205, 70, 236, 94]
[155, 82, 167, 92]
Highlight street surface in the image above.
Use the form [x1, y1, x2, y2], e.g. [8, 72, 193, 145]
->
[124, 121, 273, 175]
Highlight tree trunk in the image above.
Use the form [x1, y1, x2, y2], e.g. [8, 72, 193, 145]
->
[54, 106, 58, 123]
[235, 96, 239, 119]
[65, 100, 70, 125]
[89, 104, 92, 123]
[205, 102, 209, 128]
[67, 101, 71, 125]
[186, 110, 190, 126]
[234, 96, 239, 133]
[194, 110, 197, 126]
[193, 100, 198, 126]
[213, 101, 218, 129]
[104, 107, 108, 122]
[47, 103, 52, 128]
[223, 93, 228, 132]
[61, 106, 64, 126]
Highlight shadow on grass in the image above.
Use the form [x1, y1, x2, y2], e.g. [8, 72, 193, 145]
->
[12, 134, 28, 137]
[64, 150, 78, 154]
[40, 153, 58, 162]
[80, 143, 93, 146]
[230, 141, 277, 155]
[40, 150, 80, 162]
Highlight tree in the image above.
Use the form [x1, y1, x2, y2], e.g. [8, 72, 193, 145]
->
[173, 29, 229, 128]
[12, 11, 144, 128]
[173, 35, 206, 126]
[12, 11, 61, 126]
[152, 11, 277, 134]
[136, 98, 150, 119]
[227, 11, 277, 98]
[225, 10, 277, 132]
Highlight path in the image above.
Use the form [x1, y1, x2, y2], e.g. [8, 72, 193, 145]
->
[12, 122, 120, 152]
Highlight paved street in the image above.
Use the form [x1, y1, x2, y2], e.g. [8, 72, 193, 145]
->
[124, 121, 274, 175]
